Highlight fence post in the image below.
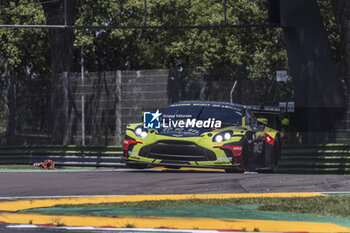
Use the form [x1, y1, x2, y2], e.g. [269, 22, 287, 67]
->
[63, 72, 69, 145]
[115, 70, 122, 145]
[236, 65, 243, 104]
[8, 72, 15, 145]
[81, 47, 85, 146]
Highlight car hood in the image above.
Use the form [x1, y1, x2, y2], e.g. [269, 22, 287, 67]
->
[156, 124, 242, 137]
[156, 127, 212, 137]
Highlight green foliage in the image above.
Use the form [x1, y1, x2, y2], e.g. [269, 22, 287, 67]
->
[0, 0, 49, 74]
[0, 0, 345, 145]
[0, 0, 341, 79]
[317, 0, 347, 77]
[0, 97, 8, 142]
[73, 0, 287, 78]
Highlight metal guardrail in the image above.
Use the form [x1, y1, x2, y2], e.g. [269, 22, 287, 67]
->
[0, 144, 350, 173]
[0, 146, 125, 167]
[278, 144, 350, 174]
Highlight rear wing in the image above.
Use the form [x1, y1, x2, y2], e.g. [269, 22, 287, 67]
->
[246, 105, 281, 115]
[246, 105, 282, 129]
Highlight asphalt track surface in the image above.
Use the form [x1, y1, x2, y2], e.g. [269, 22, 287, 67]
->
[0, 169, 350, 197]
[1, 169, 350, 233]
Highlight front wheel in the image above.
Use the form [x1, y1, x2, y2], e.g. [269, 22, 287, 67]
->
[226, 138, 250, 173]
[259, 137, 280, 173]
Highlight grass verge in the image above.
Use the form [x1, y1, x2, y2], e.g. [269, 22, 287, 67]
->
[52, 196, 350, 218]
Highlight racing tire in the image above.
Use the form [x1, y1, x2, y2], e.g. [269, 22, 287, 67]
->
[225, 138, 250, 173]
[125, 162, 148, 169]
[259, 137, 280, 173]
[164, 166, 181, 169]
[241, 136, 256, 172]
[225, 168, 242, 173]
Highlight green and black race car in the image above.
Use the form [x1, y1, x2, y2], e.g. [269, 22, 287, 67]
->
[122, 101, 281, 173]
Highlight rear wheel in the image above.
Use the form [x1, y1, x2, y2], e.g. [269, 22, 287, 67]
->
[225, 168, 243, 173]
[125, 162, 148, 169]
[164, 166, 181, 169]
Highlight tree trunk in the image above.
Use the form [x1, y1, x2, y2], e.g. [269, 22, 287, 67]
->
[41, 0, 76, 144]
[2, 62, 13, 145]
[41, 0, 75, 73]
[332, 0, 350, 85]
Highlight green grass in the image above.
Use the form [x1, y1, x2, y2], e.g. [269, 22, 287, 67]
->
[53, 196, 350, 218]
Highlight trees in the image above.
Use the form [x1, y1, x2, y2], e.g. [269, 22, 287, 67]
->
[41, 0, 76, 74]
[0, 0, 49, 144]
[74, 0, 286, 74]
[0, 0, 344, 80]
[0, 1, 49, 74]
[40, 0, 76, 144]
[331, 0, 350, 84]
[0, 0, 347, 144]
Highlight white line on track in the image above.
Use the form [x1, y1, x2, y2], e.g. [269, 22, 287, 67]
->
[6, 225, 38, 228]
[320, 191, 350, 194]
[5, 224, 247, 233]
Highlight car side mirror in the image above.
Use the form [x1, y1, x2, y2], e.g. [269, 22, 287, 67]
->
[257, 118, 268, 125]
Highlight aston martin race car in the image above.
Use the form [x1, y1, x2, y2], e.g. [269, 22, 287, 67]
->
[121, 101, 281, 173]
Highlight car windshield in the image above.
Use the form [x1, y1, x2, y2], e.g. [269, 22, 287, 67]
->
[162, 105, 242, 126]
[198, 107, 242, 126]
[162, 105, 202, 120]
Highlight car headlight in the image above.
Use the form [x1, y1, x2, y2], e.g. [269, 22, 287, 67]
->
[134, 126, 148, 138]
[213, 130, 233, 142]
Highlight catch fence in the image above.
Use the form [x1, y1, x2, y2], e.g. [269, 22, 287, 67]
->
[0, 68, 292, 146]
